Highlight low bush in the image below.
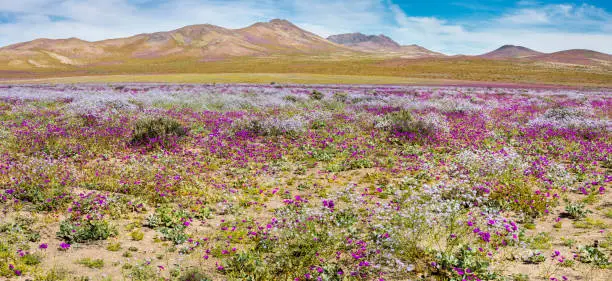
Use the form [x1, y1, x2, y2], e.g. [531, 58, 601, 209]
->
[179, 268, 213, 281]
[130, 230, 144, 241]
[76, 258, 104, 269]
[579, 246, 610, 268]
[130, 117, 187, 145]
[144, 206, 191, 245]
[310, 90, 324, 100]
[564, 202, 590, 219]
[332, 92, 348, 102]
[57, 219, 117, 243]
[377, 110, 444, 140]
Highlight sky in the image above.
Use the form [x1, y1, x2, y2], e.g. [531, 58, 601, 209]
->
[0, 0, 611, 55]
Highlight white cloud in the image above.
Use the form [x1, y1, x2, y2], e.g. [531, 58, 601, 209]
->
[498, 9, 550, 25]
[497, 3, 611, 28]
[386, 2, 612, 54]
[0, 0, 610, 55]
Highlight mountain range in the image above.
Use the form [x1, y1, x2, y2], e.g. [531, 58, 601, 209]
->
[0, 19, 610, 71]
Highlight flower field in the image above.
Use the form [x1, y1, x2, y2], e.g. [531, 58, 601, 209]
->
[0, 84, 610, 281]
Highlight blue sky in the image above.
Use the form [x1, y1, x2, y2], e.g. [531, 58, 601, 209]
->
[0, 0, 610, 54]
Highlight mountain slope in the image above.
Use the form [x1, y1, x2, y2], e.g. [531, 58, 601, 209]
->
[327, 32, 444, 58]
[530, 49, 612, 66]
[0, 19, 351, 68]
[478, 45, 612, 66]
[327, 33, 401, 51]
[479, 45, 543, 59]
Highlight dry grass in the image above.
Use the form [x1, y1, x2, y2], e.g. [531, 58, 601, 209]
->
[1, 56, 611, 86]
[0, 73, 455, 85]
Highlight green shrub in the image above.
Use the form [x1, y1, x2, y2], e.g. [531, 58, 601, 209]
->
[564, 202, 590, 219]
[387, 110, 414, 132]
[332, 92, 348, 102]
[76, 258, 104, 269]
[347, 158, 373, 170]
[179, 268, 213, 281]
[524, 251, 546, 264]
[222, 252, 270, 280]
[573, 217, 607, 229]
[0, 217, 41, 243]
[145, 207, 190, 245]
[145, 206, 190, 228]
[34, 268, 69, 281]
[57, 219, 117, 243]
[383, 110, 436, 137]
[130, 230, 144, 241]
[159, 227, 189, 245]
[126, 262, 157, 281]
[604, 208, 612, 219]
[579, 246, 610, 268]
[434, 246, 499, 280]
[130, 117, 187, 145]
[106, 242, 121, 252]
[512, 273, 529, 281]
[528, 232, 552, 250]
[561, 238, 576, 248]
[282, 95, 299, 103]
[310, 90, 324, 100]
[21, 253, 42, 265]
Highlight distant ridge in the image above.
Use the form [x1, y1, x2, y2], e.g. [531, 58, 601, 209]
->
[327, 33, 401, 51]
[0, 19, 350, 67]
[531, 49, 612, 66]
[327, 32, 445, 58]
[479, 45, 542, 59]
[0, 19, 610, 70]
[478, 45, 612, 66]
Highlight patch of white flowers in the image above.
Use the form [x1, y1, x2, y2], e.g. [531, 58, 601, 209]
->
[527, 107, 611, 130]
[454, 147, 527, 177]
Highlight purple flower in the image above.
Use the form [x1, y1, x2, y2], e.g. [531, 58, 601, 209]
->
[479, 232, 491, 243]
[39, 243, 48, 249]
[59, 242, 71, 250]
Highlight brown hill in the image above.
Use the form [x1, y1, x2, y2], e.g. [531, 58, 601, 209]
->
[530, 49, 612, 66]
[479, 45, 543, 59]
[1, 20, 609, 71]
[327, 32, 444, 58]
[327, 33, 401, 51]
[0, 19, 351, 68]
[478, 45, 611, 66]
